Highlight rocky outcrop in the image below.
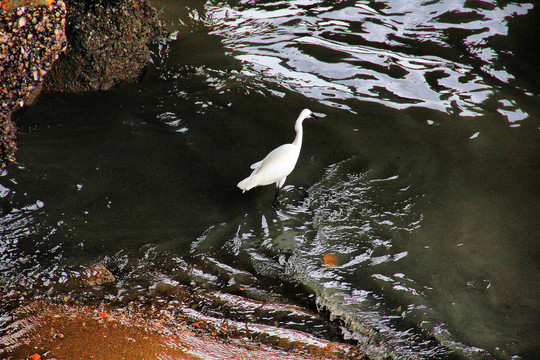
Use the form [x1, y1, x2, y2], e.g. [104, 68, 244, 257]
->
[0, 0, 162, 167]
[43, 0, 162, 92]
[0, 0, 67, 167]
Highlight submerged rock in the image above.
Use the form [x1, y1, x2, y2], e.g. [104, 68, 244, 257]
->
[2, 300, 360, 360]
[78, 264, 116, 286]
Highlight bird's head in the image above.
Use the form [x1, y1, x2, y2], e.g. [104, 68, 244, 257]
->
[299, 108, 318, 122]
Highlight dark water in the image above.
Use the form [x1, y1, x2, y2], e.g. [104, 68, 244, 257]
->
[2, 0, 540, 359]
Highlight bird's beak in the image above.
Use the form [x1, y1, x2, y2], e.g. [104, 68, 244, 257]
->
[311, 112, 324, 119]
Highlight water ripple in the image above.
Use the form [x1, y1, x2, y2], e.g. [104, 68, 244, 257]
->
[285, 158, 488, 359]
[202, 0, 534, 119]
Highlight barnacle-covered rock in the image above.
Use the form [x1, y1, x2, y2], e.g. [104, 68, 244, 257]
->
[0, 0, 162, 168]
[0, 0, 67, 167]
[43, 0, 163, 92]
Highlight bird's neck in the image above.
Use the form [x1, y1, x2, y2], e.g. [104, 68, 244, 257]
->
[292, 120, 303, 148]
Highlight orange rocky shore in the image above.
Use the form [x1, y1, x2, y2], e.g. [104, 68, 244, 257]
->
[3, 299, 365, 360]
[1, 265, 366, 359]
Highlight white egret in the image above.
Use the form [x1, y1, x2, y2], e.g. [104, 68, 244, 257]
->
[237, 108, 318, 207]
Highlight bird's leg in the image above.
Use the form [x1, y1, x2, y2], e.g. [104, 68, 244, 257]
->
[272, 186, 281, 209]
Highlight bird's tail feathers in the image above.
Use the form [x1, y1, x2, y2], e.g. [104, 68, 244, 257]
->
[237, 176, 257, 192]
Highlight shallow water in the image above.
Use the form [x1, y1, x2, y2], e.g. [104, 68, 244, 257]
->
[2, 0, 540, 359]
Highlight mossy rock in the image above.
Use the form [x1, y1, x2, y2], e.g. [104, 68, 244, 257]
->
[43, 0, 163, 92]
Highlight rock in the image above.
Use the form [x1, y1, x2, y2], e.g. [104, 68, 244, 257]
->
[0, 0, 163, 168]
[0, 0, 68, 167]
[43, 0, 163, 92]
[0, 114, 17, 166]
[78, 264, 116, 286]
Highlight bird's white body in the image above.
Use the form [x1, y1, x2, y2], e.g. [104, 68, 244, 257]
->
[238, 109, 314, 197]
[238, 143, 300, 191]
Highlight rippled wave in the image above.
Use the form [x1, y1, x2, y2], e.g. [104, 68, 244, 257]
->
[285, 158, 475, 359]
[200, 0, 534, 119]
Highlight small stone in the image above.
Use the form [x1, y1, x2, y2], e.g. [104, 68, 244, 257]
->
[19, 16, 27, 28]
[78, 264, 116, 286]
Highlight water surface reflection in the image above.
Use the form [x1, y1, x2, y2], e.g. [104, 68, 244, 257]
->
[2, 0, 540, 359]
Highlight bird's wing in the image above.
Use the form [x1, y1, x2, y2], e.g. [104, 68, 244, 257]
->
[250, 160, 263, 170]
[262, 144, 296, 166]
[251, 144, 297, 176]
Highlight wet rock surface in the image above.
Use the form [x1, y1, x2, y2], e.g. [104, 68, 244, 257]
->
[43, 0, 162, 92]
[77, 264, 117, 286]
[0, 0, 67, 167]
[0, 0, 162, 167]
[0, 253, 366, 360]
[1, 299, 365, 360]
